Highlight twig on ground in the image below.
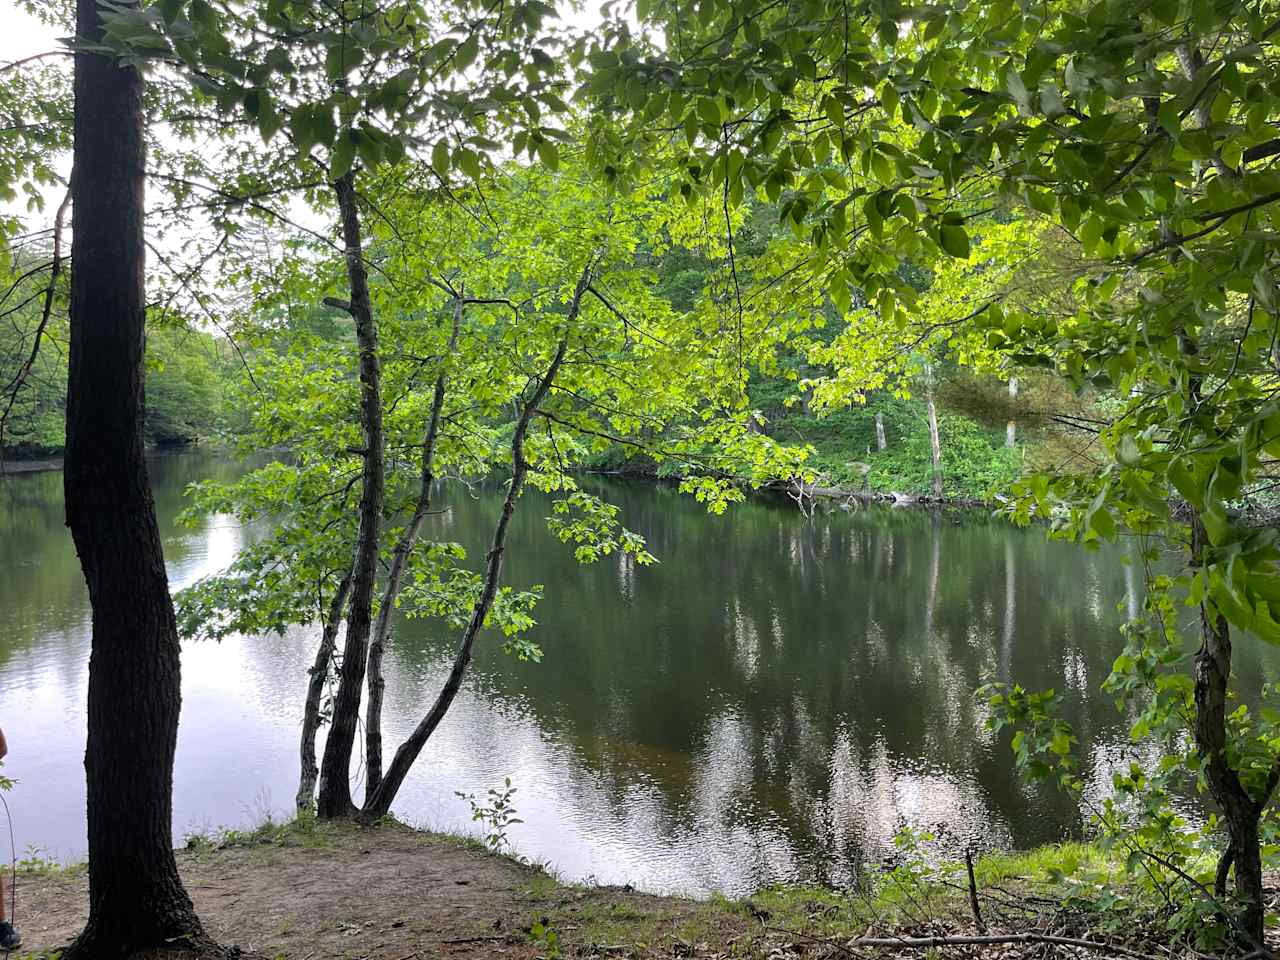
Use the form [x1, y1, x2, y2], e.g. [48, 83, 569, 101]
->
[847, 931, 1162, 959]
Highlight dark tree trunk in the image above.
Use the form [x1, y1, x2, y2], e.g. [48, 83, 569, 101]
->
[365, 300, 460, 794]
[62, 0, 205, 954]
[296, 571, 351, 812]
[1190, 516, 1267, 949]
[317, 172, 385, 819]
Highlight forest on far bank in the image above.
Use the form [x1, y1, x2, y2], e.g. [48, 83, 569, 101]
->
[4, 204, 1099, 501]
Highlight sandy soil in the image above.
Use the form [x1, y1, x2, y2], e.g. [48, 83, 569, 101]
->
[13, 822, 733, 960]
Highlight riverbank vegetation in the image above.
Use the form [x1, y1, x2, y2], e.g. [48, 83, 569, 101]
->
[0, 207, 1061, 501]
[3, 0, 1280, 954]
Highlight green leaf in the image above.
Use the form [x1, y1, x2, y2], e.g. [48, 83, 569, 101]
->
[454, 147, 483, 180]
[255, 90, 281, 143]
[353, 128, 382, 169]
[330, 134, 356, 180]
[536, 140, 560, 171]
[454, 33, 480, 71]
[1006, 67, 1032, 113]
[432, 140, 451, 173]
[939, 224, 970, 258]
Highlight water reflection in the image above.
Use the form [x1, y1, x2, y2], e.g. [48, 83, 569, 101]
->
[6, 454, 1280, 895]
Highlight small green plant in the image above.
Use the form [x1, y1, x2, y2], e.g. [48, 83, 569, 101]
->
[877, 826, 953, 919]
[456, 777, 523, 853]
[15, 845, 59, 875]
[529, 918, 561, 959]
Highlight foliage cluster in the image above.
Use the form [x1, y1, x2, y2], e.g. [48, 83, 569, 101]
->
[7, 0, 1280, 947]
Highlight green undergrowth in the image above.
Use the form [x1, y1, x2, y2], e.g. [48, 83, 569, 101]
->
[531, 836, 1160, 958]
[180, 810, 350, 858]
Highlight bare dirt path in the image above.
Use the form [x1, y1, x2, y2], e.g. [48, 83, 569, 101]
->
[15, 821, 728, 959]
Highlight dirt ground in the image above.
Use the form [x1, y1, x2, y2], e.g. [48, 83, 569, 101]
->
[14, 821, 747, 960]
[11, 821, 1241, 960]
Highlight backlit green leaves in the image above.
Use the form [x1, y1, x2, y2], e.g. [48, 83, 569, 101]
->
[102, 0, 578, 189]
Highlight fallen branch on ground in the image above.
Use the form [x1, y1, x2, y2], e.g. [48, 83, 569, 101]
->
[846, 931, 1161, 958]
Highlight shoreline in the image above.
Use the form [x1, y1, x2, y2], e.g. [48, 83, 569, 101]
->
[0, 455, 62, 476]
[17, 818, 1168, 960]
[0, 444, 222, 477]
[583, 467, 998, 512]
[3, 453, 1005, 512]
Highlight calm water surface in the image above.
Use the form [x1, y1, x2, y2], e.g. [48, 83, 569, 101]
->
[4, 452, 1276, 895]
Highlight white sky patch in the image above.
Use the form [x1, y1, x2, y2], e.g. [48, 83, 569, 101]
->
[0, 0, 635, 280]
[2, 2, 70, 219]
[0, 2, 59, 61]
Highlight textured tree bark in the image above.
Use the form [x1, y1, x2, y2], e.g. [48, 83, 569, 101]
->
[62, 0, 205, 954]
[1190, 516, 1266, 948]
[925, 362, 943, 498]
[296, 572, 352, 812]
[365, 301, 460, 794]
[362, 266, 590, 820]
[317, 172, 385, 819]
[874, 412, 886, 451]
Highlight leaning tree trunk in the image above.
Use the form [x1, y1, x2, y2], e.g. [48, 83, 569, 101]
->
[365, 301, 460, 794]
[361, 266, 590, 820]
[296, 571, 352, 811]
[317, 172, 385, 819]
[62, 0, 205, 954]
[362, 335, 570, 820]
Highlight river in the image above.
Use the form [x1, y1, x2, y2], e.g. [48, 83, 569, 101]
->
[3, 451, 1272, 895]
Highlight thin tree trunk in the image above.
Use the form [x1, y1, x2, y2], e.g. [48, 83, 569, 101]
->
[1190, 515, 1266, 948]
[317, 172, 385, 819]
[1175, 44, 1232, 179]
[875, 412, 886, 451]
[1005, 376, 1018, 448]
[362, 267, 591, 820]
[0, 188, 70, 453]
[362, 335, 570, 819]
[925, 362, 943, 498]
[365, 300, 461, 794]
[62, 1, 205, 953]
[296, 571, 352, 812]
